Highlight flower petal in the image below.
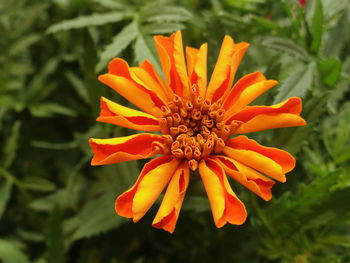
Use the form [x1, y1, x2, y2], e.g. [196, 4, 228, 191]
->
[186, 43, 208, 97]
[222, 71, 266, 110]
[140, 59, 174, 101]
[154, 31, 189, 97]
[224, 136, 296, 182]
[89, 133, 164, 165]
[115, 155, 181, 222]
[152, 161, 190, 233]
[206, 36, 249, 102]
[214, 155, 275, 201]
[199, 158, 247, 228]
[97, 97, 160, 131]
[223, 73, 278, 117]
[230, 97, 306, 133]
[99, 58, 167, 117]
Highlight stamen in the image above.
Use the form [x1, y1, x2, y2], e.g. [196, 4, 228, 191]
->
[157, 95, 240, 170]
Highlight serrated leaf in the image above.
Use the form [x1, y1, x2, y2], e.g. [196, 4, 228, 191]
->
[141, 22, 184, 34]
[142, 6, 192, 23]
[307, 0, 323, 53]
[46, 206, 65, 263]
[260, 37, 309, 62]
[22, 176, 56, 192]
[134, 35, 161, 73]
[65, 71, 90, 103]
[0, 180, 12, 219]
[29, 103, 77, 117]
[317, 57, 342, 87]
[0, 239, 30, 263]
[2, 121, 21, 169]
[274, 63, 314, 103]
[95, 21, 139, 72]
[46, 12, 131, 34]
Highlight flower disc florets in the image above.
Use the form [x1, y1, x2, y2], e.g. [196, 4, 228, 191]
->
[157, 87, 242, 171]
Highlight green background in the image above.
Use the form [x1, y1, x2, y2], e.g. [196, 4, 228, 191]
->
[1, 0, 350, 262]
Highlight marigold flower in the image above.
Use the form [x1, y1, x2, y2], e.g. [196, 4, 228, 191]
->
[89, 31, 306, 233]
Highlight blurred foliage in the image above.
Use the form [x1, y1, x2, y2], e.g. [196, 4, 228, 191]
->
[0, 0, 349, 262]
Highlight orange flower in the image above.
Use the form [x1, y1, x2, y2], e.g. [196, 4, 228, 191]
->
[89, 31, 306, 233]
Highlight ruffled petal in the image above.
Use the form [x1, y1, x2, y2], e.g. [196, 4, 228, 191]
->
[115, 156, 181, 222]
[206, 36, 249, 102]
[214, 155, 275, 201]
[223, 72, 278, 117]
[152, 161, 190, 233]
[199, 158, 247, 228]
[229, 97, 306, 133]
[186, 43, 208, 97]
[89, 133, 164, 165]
[97, 97, 160, 131]
[154, 31, 189, 97]
[98, 58, 167, 117]
[224, 136, 296, 182]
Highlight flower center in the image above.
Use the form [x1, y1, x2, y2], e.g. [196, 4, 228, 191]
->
[157, 91, 242, 171]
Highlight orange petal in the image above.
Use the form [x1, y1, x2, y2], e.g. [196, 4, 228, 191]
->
[152, 161, 190, 233]
[186, 43, 208, 97]
[89, 133, 164, 165]
[140, 59, 174, 101]
[115, 155, 181, 222]
[206, 36, 249, 102]
[154, 31, 190, 97]
[214, 155, 275, 201]
[228, 97, 306, 133]
[99, 58, 167, 117]
[224, 136, 296, 182]
[222, 71, 266, 111]
[223, 74, 278, 117]
[97, 97, 160, 131]
[199, 158, 247, 228]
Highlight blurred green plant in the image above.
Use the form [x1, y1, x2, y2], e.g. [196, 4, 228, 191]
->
[0, 0, 349, 262]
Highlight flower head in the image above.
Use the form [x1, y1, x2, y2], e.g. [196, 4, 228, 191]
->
[89, 31, 306, 233]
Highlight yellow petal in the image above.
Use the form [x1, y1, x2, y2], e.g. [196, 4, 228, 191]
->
[206, 36, 249, 102]
[199, 158, 247, 228]
[214, 155, 275, 201]
[97, 97, 160, 131]
[154, 31, 189, 97]
[222, 71, 266, 111]
[223, 136, 297, 182]
[236, 114, 306, 134]
[152, 161, 190, 233]
[115, 156, 181, 222]
[224, 79, 278, 117]
[89, 133, 164, 165]
[186, 43, 208, 97]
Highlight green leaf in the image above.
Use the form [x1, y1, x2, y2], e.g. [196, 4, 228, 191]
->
[0, 180, 12, 219]
[2, 121, 21, 169]
[317, 57, 342, 87]
[142, 6, 192, 23]
[141, 22, 184, 35]
[260, 37, 309, 62]
[65, 71, 90, 103]
[95, 21, 139, 72]
[307, 0, 323, 53]
[274, 63, 314, 103]
[22, 176, 56, 192]
[46, 12, 131, 34]
[29, 103, 77, 118]
[134, 35, 161, 73]
[0, 239, 30, 263]
[46, 206, 65, 263]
